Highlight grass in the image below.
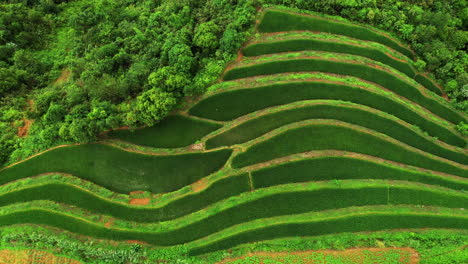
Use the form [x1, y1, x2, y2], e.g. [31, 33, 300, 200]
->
[257, 9, 414, 59]
[223, 55, 464, 125]
[250, 154, 468, 191]
[205, 100, 467, 164]
[108, 115, 222, 148]
[190, 78, 464, 147]
[243, 32, 416, 78]
[232, 120, 466, 177]
[0, 144, 232, 194]
[0, 173, 250, 222]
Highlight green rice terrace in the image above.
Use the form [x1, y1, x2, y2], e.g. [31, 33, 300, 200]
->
[0, 7, 467, 264]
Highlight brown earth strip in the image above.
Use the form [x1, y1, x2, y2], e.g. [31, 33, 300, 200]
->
[216, 247, 419, 264]
[17, 119, 33, 137]
[53, 68, 72, 86]
[0, 248, 83, 264]
[126, 240, 148, 245]
[191, 178, 210, 192]
[129, 198, 151, 205]
[104, 217, 115, 228]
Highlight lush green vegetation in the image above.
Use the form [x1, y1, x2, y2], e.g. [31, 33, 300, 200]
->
[258, 9, 414, 58]
[206, 101, 467, 164]
[0, 144, 232, 194]
[223, 54, 464, 124]
[243, 32, 417, 79]
[251, 155, 468, 191]
[0, 0, 257, 166]
[108, 115, 221, 148]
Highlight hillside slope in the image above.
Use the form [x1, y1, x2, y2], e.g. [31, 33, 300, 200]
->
[0, 7, 466, 263]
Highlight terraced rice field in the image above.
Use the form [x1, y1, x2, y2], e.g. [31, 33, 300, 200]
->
[0, 8, 466, 262]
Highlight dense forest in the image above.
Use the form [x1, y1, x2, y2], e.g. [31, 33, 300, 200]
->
[0, 0, 466, 166]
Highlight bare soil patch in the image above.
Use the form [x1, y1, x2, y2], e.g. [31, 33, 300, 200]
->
[104, 218, 115, 228]
[53, 68, 72, 86]
[190, 143, 204, 151]
[16, 99, 35, 138]
[126, 240, 148, 245]
[0, 249, 83, 264]
[129, 198, 151, 205]
[191, 177, 209, 192]
[17, 119, 33, 137]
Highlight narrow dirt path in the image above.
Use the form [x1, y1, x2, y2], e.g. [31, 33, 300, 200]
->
[191, 177, 209, 192]
[0, 248, 83, 264]
[216, 247, 419, 264]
